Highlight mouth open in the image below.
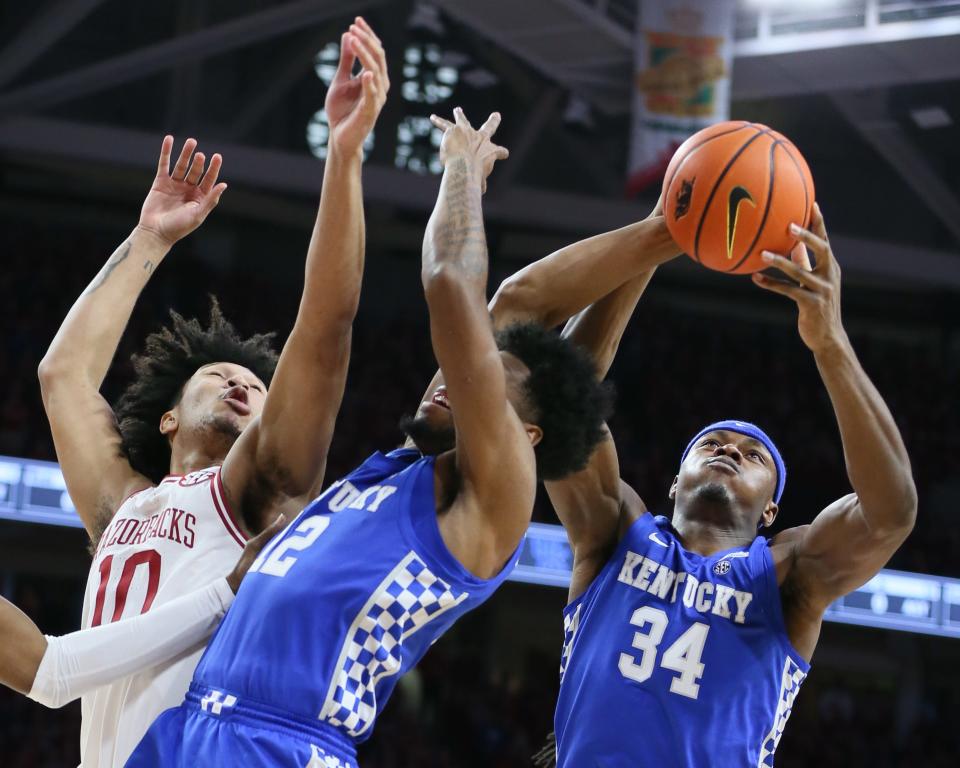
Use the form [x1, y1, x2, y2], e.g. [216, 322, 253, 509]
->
[430, 387, 450, 411]
[221, 386, 251, 416]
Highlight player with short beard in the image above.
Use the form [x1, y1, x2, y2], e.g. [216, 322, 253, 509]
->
[36, 17, 389, 767]
[504, 206, 917, 767]
[124, 107, 613, 768]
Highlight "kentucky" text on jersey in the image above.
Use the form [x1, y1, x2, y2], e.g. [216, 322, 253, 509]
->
[617, 550, 754, 624]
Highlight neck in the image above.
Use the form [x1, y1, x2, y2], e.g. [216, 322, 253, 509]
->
[168, 433, 232, 477]
[671, 513, 755, 556]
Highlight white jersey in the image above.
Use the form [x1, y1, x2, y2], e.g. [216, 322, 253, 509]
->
[78, 466, 247, 767]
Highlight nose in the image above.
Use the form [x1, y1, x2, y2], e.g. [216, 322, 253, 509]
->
[226, 376, 249, 390]
[714, 443, 742, 463]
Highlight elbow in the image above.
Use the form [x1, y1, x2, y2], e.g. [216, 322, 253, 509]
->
[422, 264, 469, 304]
[490, 273, 543, 328]
[37, 357, 65, 394]
[862, 476, 918, 541]
[890, 467, 919, 533]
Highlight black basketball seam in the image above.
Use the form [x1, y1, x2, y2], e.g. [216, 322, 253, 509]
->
[692, 127, 774, 263]
[663, 122, 754, 207]
[728, 140, 778, 273]
[778, 141, 812, 229]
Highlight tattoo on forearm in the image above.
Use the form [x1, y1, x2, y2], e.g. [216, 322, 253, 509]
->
[85, 241, 132, 294]
[143, 260, 155, 275]
[431, 158, 488, 276]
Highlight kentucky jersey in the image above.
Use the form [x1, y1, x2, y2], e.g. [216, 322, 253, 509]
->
[127, 449, 517, 768]
[80, 467, 248, 768]
[554, 513, 809, 768]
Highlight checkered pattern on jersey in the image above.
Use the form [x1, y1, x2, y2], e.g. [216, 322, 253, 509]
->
[559, 603, 582, 683]
[757, 657, 807, 767]
[321, 551, 467, 737]
[306, 745, 353, 768]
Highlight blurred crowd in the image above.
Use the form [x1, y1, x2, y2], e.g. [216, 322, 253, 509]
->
[3, 225, 958, 575]
[0, 223, 957, 763]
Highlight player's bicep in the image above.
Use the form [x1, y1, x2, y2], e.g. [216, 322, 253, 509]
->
[790, 493, 911, 607]
[225, 320, 351, 519]
[545, 426, 623, 559]
[42, 381, 146, 536]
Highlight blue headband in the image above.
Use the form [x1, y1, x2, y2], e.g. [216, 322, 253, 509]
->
[680, 420, 786, 504]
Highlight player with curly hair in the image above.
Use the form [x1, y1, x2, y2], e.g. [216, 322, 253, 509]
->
[36, 17, 390, 767]
[124, 107, 619, 768]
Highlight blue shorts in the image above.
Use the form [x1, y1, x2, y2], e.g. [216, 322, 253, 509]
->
[125, 682, 358, 768]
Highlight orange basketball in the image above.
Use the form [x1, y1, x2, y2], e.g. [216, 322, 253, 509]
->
[662, 121, 814, 274]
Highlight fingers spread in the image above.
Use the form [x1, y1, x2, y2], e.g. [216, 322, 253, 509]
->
[760, 250, 823, 289]
[203, 182, 228, 214]
[172, 138, 197, 180]
[430, 114, 454, 131]
[479, 111, 501, 138]
[453, 106, 472, 129]
[811, 202, 828, 241]
[494, 144, 509, 161]
[199, 153, 223, 194]
[788, 222, 829, 258]
[185, 152, 206, 185]
[157, 135, 174, 176]
[751, 273, 805, 302]
[790, 241, 813, 271]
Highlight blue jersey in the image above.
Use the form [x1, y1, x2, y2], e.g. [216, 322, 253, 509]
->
[555, 513, 809, 768]
[127, 449, 517, 767]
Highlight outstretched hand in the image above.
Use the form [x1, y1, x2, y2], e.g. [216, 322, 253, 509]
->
[138, 136, 227, 248]
[752, 203, 847, 354]
[325, 17, 390, 158]
[430, 107, 509, 193]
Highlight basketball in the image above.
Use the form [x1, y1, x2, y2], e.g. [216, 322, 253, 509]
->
[662, 121, 815, 275]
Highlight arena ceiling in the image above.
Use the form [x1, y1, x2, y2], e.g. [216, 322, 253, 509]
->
[1, 0, 959, 290]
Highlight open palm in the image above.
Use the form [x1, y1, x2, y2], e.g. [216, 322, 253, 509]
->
[325, 18, 389, 158]
[138, 136, 227, 247]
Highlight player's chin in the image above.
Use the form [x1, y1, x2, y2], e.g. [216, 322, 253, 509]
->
[418, 401, 453, 426]
[399, 412, 455, 455]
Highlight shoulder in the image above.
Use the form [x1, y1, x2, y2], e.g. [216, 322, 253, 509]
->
[616, 480, 648, 540]
[769, 524, 809, 586]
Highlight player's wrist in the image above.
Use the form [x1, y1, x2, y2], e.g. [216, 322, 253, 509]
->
[130, 225, 174, 258]
[811, 329, 853, 364]
[324, 142, 364, 171]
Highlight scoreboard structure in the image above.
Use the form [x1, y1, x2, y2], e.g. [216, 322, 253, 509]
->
[1, 454, 957, 639]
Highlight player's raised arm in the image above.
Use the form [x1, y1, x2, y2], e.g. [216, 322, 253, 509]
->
[490, 205, 680, 601]
[490, 206, 677, 335]
[221, 18, 389, 531]
[421, 108, 537, 571]
[754, 205, 917, 654]
[0, 516, 283, 705]
[38, 137, 227, 537]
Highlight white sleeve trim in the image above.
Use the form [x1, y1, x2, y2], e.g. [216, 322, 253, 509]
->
[27, 577, 234, 709]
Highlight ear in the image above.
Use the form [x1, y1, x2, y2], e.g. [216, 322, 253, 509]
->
[525, 423, 543, 448]
[668, 475, 679, 501]
[159, 409, 178, 438]
[759, 500, 779, 528]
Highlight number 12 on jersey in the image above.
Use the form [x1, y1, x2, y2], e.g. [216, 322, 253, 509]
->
[248, 516, 330, 578]
[618, 606, 709, 699]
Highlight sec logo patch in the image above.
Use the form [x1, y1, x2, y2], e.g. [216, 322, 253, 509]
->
[713, 560, 731, 576]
